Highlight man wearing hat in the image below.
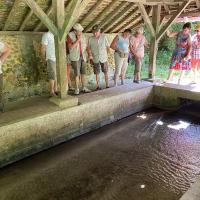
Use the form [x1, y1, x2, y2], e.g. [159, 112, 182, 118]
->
[191, 24, 200, 83]
[87, 25, 110, 90]
[67, 23, 90, 95]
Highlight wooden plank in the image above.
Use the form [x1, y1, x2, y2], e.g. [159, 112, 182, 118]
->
[24, 0, 58, 36]
[34, 5, 53, 31]
[196, 0, 200, 9]
[79, 0, 104, 24]
[124, 0, 186, 4]
[52, 0, 67, 98]
[157, 0, 191, 41]
[149, 5, 161, 79]
[19, 9, 34, 31]
[0, 31, 43, 35]
[84, 0, 118, 32]
[137, 3, 156, 37]
[3, 0, 21, 31]
[102, 2, 134, 33]
[60, 0, 82, 41]
[164, 4, 170, 14]
[110, 7, 139, 33]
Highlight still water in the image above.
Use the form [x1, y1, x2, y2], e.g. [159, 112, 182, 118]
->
[0, 103, 200, 200]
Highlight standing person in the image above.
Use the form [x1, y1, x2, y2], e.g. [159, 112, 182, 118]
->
[110, 29, 131, 87]
[130, 27, 149, 83]
[191, 24, 200, 84]
[67, 23, 91, 95]
[87, 25, 110, 90]
[41, 31, 58, 97]
[166, 22, 192, 85]
[0, 41, 10, 74]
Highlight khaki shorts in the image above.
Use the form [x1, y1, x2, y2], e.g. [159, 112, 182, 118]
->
[71, 57, 86, 76]
[47, 60, 56, 80]
[114, 52, 128, 76]
[93, 62, 108, 75]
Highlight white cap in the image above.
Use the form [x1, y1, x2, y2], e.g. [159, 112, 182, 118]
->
[73, 23, 84, 32]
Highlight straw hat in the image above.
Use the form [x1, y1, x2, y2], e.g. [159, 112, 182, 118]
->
[136, 27, 144, 34]
[195, 24, 200, 31]
[73, 23, 84, 32]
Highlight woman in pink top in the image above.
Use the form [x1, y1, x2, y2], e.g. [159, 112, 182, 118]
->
[130, 27, 149, 83]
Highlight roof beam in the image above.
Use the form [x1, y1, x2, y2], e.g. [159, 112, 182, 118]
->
[137, 3, 156, 37]
[3, 0, 21, 31]
[157, 0, 191, 41]
[79, 0, 104, 24]
[34, 5, 53, 31]
[110, 8, 139, 32]
[84, 0, 118, 32]
[103, 2, 133, 32]
[24, 0, 58, 36]
[196, 0, 200, 9]
[124, 0, 187, 5]
[19, 9, 33, 31]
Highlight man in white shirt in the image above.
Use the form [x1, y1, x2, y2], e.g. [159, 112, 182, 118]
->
[0, 42, 10, 74]
[41, 31, 57, 97]
[87, 25, 110, 90]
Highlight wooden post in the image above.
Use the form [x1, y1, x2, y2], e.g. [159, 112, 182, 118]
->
[53, 0, 67, 99]
[148, 5, 161, 79]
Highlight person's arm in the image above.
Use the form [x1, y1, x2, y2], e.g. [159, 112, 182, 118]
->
[166, 30, 178, 38]
[0, 44, 10, 63]
[41, 44, 46, 60]
[67, 35, 80, 49]
[110, 35, 119, 51]
[87, 38, 93, 60]
[185, 35, 192, 59]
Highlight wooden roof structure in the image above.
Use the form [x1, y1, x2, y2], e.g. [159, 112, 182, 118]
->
[0, 0, 199, 34]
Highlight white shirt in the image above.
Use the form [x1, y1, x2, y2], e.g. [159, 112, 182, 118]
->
[88, 34, 109, 63]
[41, 32, 56, 61]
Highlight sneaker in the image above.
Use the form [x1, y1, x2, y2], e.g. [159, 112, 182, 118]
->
[121, 80, 124, 85]
[68, 86, 75, 91]
[82, 87, 91, 93]
[74, 88, 79, 95]
[95, 86, 102, 91]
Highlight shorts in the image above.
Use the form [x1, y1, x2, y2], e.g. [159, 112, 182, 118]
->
[93, 62, 108, 75]
[47, 60, 56, 80]
[114, 52, 128, 76]
[191, 59, 200, 69]
[66, 54, 71, 65]
[71, 57, 86, 76]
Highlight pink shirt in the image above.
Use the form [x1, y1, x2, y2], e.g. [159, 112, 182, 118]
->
[130, 35, 147, 58]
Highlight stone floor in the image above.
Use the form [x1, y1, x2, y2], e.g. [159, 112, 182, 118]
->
[0, 80, 152, 127]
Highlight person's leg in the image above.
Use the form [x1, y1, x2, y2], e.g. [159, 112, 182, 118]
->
[101, 62, 109, 88]
[47, 60, 57, 96]
[167, 69, 174, 82]
[114, 53, 122, 86]
[178, 70, 185, 84]
[93, 63, 101, 89]
[134, 57, 141, 83]
[71, 61, 80, 94]
[121, 58, 128, 85]
[67, 63, 72, 89]
[80, 59, 91, 92]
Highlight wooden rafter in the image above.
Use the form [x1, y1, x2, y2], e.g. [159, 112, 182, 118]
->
[3, 0, 21, 31]
[103, 2, 134, 33]
[157, 0, 191, 41]
[19, 9, 33, 31]
[164, 4, 170, 14]
[137, 3, 155, 37]
[79, 0, 104, 24]
[84, 0, 118, 32]
[34, 5, 53, 31]
[24, 0, 58, 36]
[110, 7, 139, 33]
[196, 0, 200, 9]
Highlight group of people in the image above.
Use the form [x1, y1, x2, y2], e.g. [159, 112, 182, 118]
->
[0, 22, 199, 98]
[167, 22, 200, 84]
[41, 23, 148, 96]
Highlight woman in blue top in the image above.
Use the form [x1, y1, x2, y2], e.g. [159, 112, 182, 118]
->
[111, 29, 131, 86]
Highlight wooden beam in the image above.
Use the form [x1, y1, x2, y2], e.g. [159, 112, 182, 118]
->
[148, 5, 161, 79]
[52, 0, 67, 99]
[79, 0, 104, 24]
[137, 3, 156, 37]
[110, 8, 139, 33]
[34, 5, 53, 32]
[19, 9, 33, 31]
[100, 3, 126, 28]
[103, 2, 134, 33]
[124, 0, 187, 5]
[157, 0, 191, 41]
[24, 0, 58, 36]
[164, 4, 170, 14]
[196, 0, 200, 9]
[84, 0, 118, 32]
[3, 0, 21, 31]
[60, 0, 82, 41]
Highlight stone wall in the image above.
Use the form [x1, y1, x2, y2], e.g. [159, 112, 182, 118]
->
[0, 33, 116, 104]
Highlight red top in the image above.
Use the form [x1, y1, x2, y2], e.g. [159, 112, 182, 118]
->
[67, 35, 83, 56]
